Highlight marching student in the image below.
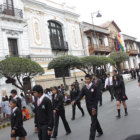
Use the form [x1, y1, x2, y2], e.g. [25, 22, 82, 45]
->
[10, 99, 27, 140]
[11, 90, 22, 109]
[72, 74, 103, 140]
[70, 84, 84, 120]
[32, 85, 53, 140]
[113, 75, 128, 119]
[51, 87, 71, 138]
[104, 73, 114, 101]
[93, 75, 103, 106]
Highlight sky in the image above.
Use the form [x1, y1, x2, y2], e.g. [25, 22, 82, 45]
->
[62, 0, 140, 41]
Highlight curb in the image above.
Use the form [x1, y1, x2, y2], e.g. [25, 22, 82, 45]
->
[0, 114, 34, 130]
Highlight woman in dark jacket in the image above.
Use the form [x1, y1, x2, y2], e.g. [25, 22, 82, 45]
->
[113, 75, 128, 119]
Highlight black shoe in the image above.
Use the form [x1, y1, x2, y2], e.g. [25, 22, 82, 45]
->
[66, 131, 71, 135]
[71, 118, 75, 120]
[51, 135, 57, 138]
[82, 113, 85, 117]
[125, 112, 128, 116]
[116, 115, 121, 119]
[96, 132, 103, 137]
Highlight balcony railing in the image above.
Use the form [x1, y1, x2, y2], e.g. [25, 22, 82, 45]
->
[51, 41, 69, 51]
[126, 49, 138, 56]
[88, 44, 111, 55]
[0, 4, 23, 18]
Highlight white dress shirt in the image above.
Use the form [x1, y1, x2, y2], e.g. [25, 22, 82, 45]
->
[37, 94, 46, 106]
[104, 77, 113, 88]
[86, 82, 93, 89]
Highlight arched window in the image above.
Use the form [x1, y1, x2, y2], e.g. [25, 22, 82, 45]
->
[48, 20, 68, 51]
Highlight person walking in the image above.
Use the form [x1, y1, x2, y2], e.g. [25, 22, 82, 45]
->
[32, 85, 53, 140]
[113, 75, 128, 119]
[51, 87, 71, 138]
[10, 99, 27, 140]
[70, 84, 85, 120]
[20, 93, 27, 108]
[104, 73, 114, 101]
[72, 74, 103, 140]
[93, 75, 103, 106]
[4, 96, 11, 121]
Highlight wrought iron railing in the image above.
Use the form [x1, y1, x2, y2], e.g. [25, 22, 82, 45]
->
[51, 41, 69, 51]
[0, 4, 23, 18]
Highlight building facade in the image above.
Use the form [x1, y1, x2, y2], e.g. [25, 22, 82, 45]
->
[0, 0, 85, 98]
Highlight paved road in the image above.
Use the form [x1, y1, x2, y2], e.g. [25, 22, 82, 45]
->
[0, 80, 140, 140]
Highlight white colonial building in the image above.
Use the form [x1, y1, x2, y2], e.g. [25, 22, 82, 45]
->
[0, 0, 85, 98]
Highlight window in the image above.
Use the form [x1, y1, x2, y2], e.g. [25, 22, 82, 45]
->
[54, 68, 70, 78]
[87, 37, 92, 46]
[3, 0, 14, 16]
[8, 39, 18, 56]
[48, 21, 68, 51]
[99, 36, 104, 45]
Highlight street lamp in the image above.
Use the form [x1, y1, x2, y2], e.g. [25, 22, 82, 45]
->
[91, 11, 102, 56]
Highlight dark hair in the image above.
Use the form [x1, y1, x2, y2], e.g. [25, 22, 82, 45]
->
[113, 70, 118, 73]
[114, 74, 120, 81]
[85, 74, 92, 79]
[20, 93, 24, 97]
[58, 86, 61, 89]
[10, 99, 17, 105]
[5, 96, 9, 101]
[107, 73, 110, 76]
[94, 74, 99, 78]
[32, 85, 43, 95]
[23, 106, 26, 109]
[81, 79, 83, 81]
[11, 89, 17, 95]
[52, 86, 59, 93]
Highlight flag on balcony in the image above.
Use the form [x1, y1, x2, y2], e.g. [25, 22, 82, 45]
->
[116, 34, 125, 52]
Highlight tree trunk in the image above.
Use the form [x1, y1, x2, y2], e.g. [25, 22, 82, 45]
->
[62, 76, 67, 91]
[116, 63, 122, 74]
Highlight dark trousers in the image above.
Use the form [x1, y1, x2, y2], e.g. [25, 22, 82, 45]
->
[38, 125, 50, 140]
[99, 92, 102, 105]
[72, 102, 84, 119]
[53, 109, 71, 136]
[88, 109, 103, 140]
[108, 86, 114, 100]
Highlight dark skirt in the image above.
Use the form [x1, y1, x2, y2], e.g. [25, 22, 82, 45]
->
[11, 127, 27, 138]
[115, 91, 128, 101]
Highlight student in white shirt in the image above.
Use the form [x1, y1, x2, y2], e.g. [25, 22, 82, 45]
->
[104, 73, 114, 101]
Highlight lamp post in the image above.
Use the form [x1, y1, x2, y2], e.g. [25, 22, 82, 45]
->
[91, 11, 102, 56]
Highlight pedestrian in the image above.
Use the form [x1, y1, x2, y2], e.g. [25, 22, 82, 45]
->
[1, 97, 5, 121]
[20, 93, 27, 108]
[4, 96, 11, 121]
[32, 85, 53, 140]
[51, 86, 71, 138]
[136, 68, 139, 78]
[74, 80, 80, 90]
[104, 73, 114, 101]
[11, 90, 21, 109]
[72, 74, 103, 140]
[70, 84, 84, 120]
[44, 88, 52, 101]
[10, 99, 27, 140]
[22, 107, 30, 121]
[113, 75, 128, 119]
[93, 74, 103, 106]
[81, 79, 85, 88]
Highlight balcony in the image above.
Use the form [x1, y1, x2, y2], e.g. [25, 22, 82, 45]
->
[0, 4, 23, 20]
[89, 44, 111, 55]
[51, 41, 69, 51]
[126, 50, 138, 56]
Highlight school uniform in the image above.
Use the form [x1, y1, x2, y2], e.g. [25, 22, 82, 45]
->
[93, 79, 103, 106]
[104, 77, 114, 101]
[11, 107, 27, 138]
[70, 88, 84, 120]
[75, 83, 103, 140]
[52, 93, 71, 137]
[13, 95, 22, 109]
[113, 80, 128, 101]
[34, 94, 53, 140]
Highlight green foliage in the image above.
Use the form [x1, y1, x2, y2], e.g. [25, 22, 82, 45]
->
[48, 55, 81, 70]
[0, 57, 44, 77]
[0, 57, 44, 91]
[109, 51, 129, 63]
[99, 56, 115, 66]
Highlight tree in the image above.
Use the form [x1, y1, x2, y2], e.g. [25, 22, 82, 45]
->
[48, 55, 81, 89]
[78, 56, 115, 75]
[109, 51, 129, 73]
[0, 57, 44, 93]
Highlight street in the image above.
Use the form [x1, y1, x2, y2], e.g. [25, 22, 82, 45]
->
[0, 80, 140, 140]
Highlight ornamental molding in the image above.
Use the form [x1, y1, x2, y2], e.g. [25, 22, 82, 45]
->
[2, 29, 23, 35]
